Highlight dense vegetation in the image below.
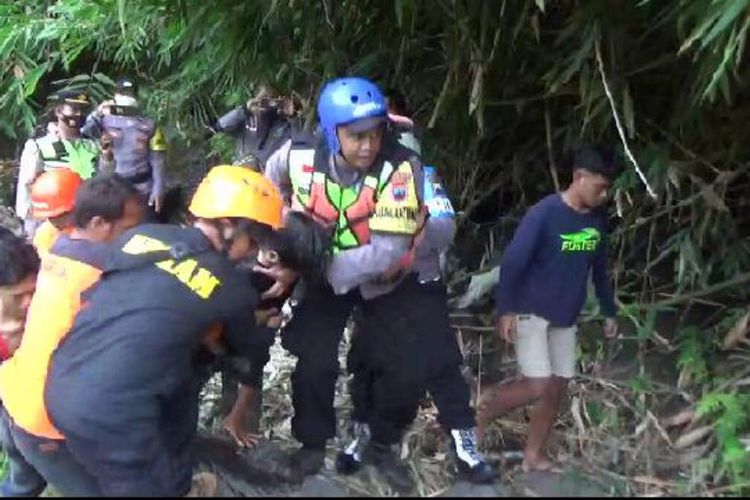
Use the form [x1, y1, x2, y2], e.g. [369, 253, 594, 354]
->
[0, 0, 748, 495]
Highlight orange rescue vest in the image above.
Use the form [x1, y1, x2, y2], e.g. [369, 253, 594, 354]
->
[287, 138, 421, 253]
[0, 251, 101, 439]
[32, 222, 72, 258]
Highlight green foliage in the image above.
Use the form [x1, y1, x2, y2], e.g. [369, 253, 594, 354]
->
[0, 450, 6, 483]
[628, 373, 655, 395]
[0, 0, 748, 493]
[585, 399, 620, 430]
[697, 391, 750, 489]
[676, 325, 710, 385]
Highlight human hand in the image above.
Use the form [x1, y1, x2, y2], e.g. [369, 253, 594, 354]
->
[497, 314, 518, 344]
[252, 264, 298, 300]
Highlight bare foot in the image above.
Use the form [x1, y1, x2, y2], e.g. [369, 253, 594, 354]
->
[521, 453, 561, 473]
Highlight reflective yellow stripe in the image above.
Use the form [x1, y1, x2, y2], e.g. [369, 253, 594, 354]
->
[121, 234, 171, 255]
[155, 258, 221, 299]
[149, 127, 167, 151]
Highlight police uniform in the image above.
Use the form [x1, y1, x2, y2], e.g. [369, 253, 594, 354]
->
[81, 103, 167, 217]
[30, 135, 100, 179]
[16, 93, 102, 236]
[347, 166, 476, 439]
[45, 224, 263, 496]
[265, 133, 430, 448]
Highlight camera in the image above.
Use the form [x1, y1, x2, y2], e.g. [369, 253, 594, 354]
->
[250, 97, 282, 111]
[261, 97, 280, 108]
[109, 104, 137, 117]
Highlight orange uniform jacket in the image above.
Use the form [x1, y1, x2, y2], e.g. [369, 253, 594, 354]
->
[0, 235, 109, 439]
[32, 221, 73, 258]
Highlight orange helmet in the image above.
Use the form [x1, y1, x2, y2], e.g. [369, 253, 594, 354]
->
[30, 169, 83, 219]
[189, 165, 284, 229]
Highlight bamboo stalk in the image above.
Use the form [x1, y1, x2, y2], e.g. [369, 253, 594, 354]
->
[595, 39, 657, 200]
[544, 103, 561, 192]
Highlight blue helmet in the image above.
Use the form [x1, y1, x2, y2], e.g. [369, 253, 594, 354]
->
[317, 77, 387, 153]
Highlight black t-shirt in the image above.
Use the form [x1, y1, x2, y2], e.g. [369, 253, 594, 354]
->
[45, 224, 260, 445]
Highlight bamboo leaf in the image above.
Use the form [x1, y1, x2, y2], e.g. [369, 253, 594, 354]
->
[699, 0, 749, 50]
[22, 65, 46, 98]
[623, 84, 635, 139]
[679, 4, 723, 54]
[117, 0, 127, 37]
[531, 13, 541, 43]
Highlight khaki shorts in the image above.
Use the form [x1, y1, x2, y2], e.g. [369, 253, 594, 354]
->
[515, 314, 577, 379]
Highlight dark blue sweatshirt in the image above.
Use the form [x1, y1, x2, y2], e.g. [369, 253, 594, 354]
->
[494, 194, 617, 327]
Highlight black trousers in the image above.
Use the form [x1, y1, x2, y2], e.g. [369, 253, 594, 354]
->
[281, 285, 360, 449]
[48, 359, 222, 497]
[348, 278, 475, 445]
[54, 381, 197, 497]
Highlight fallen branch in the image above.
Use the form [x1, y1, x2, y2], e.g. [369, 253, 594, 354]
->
[703, 482, 750, 496]
[450, 324, 495, 332]
[647, 272, 750, 309]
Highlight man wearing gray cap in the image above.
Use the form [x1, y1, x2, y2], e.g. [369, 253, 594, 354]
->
[16, 91, 104, 237]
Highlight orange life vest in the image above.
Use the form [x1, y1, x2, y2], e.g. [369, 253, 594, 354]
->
[32, 221, 72, 258]
[287, 138, 421, 253]
[0, 251, 101, 439]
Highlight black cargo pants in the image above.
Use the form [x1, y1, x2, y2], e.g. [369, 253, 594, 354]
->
[348, 276, 475, 445]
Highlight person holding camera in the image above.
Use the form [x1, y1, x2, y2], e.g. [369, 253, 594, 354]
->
[210, 85, 301, 171]
[81, 77, 167, 220]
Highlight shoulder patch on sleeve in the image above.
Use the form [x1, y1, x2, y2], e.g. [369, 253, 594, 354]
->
[422, 165, 454, 219]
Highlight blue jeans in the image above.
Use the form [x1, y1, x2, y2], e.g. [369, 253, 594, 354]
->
[0, 409, 46, 497]
[3, 410, 102, 496]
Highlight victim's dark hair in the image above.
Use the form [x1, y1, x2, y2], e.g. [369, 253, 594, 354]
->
[235, 212, 332, 284]
[0, 226, 40, 287]
[273, 211, 332, 284]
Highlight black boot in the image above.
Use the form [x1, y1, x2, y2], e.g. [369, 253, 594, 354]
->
[449, 428, 498, 484]
[336, 421, 371, 475]
[280, 446, 326, 483]
[363, 441, 414, 494]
